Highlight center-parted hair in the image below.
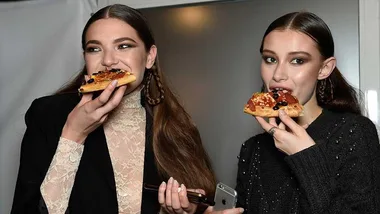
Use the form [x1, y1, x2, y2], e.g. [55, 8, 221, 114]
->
[56, 4, 216, 196]
[260, 11, 362, 115]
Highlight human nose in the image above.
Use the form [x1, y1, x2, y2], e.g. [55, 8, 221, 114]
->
[101, 50, 119, 67]
[272, 62, 288, 82]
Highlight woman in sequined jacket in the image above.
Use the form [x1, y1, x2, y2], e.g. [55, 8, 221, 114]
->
[233, 11, 380, 214]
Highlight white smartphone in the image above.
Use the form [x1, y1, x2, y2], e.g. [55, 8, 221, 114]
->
[213, 182, 238, 211]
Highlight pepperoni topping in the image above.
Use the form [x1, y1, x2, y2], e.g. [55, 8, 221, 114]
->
[282, 93, 297, 104]
[247, 99, 255, 111]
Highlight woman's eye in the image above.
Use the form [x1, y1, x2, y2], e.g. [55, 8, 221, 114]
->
[85, 47, 100, 52]
[118, 44, 132, 49]
[290, 58, 304, 64]
[263, 57, 277, 64]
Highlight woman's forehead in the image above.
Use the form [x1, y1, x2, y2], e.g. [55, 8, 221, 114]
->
[263, 29, 319, 54]
[85, 18, 140, 41]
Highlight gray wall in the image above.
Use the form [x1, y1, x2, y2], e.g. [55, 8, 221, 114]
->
[141, 0, 359, 188]
[0, 1, 92, 213]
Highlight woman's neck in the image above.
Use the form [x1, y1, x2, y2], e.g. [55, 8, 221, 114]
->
[115, 85, 143, 109]
[123, 84, 143, 97]
[297, 97, 323, 127]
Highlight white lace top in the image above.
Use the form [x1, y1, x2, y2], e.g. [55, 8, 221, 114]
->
[40, 89, 146, 214]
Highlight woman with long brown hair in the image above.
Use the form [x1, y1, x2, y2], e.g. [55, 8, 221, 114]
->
[11, 4, 215, 214]
[232, 11, 380, 213]
[168, 11, 380, 214]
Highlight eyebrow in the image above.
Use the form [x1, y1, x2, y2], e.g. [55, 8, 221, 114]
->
[85, 37, 137, 47]
[262, 49, 312, 57]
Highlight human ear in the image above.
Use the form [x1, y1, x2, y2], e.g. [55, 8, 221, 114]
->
[318, 57, 336, 80]
[146, 45, 157, 69]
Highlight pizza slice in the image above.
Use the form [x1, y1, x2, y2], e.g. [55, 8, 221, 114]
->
[78, 69, 136, 93]
[244, 90, 303, 117]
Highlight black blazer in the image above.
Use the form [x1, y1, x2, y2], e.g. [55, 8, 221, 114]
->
[11, 93, 162, 214]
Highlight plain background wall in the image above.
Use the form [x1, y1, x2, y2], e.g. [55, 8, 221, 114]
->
[0, 1, 94, 213]
[141, 0, 359, 188]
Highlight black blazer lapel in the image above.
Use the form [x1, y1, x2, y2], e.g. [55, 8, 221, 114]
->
[68, 126, 118, 214]
[85, 126, 116, 191]
[68, 93, 161, 213]
[141, 107, 162, 213]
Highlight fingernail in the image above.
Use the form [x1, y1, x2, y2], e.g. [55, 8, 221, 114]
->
[111, 80, 118, 87]
[180, 184, 186, 194]
[239, 208, 244, 213]
[174, 180, 178, 186]
[168, 177, 173, 183]
[279, 109, 285, 115]
[160, 181, 166, 189]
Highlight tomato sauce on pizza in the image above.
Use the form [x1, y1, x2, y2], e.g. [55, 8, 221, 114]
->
[244, 90, 303, 117]
[79, 69, 136, 93]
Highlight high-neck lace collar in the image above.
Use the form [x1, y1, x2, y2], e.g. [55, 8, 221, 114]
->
[117, 88, 143, 109]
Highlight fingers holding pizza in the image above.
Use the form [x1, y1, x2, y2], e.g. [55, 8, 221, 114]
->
[254, 110, 316, 155]
[244, 90, 315, 155]
[60, 68, 136, 143]
[62, 79, 128, 144]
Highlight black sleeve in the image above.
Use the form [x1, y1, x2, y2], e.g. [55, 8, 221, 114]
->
[285, 116, 380, 214]
[235, 136, 256, 209]
[11, 100, 55, 214]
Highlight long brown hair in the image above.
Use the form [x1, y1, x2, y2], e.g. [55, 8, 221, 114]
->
[259, 11, 362, 115]
[56, 4, 216, 195]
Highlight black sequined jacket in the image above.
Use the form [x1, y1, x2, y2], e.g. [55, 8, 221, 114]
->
[236, 109, 380, 214]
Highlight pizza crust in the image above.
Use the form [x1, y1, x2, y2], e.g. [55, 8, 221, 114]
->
[79, 72, 136, 93]
[244, 103, 303, 117]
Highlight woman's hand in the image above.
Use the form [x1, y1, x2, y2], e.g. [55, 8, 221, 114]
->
[61, 79, 127, 143]
[255, 109, 316, 155]
[204, 207, 244, 214]
[158, 177, 203, 214]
